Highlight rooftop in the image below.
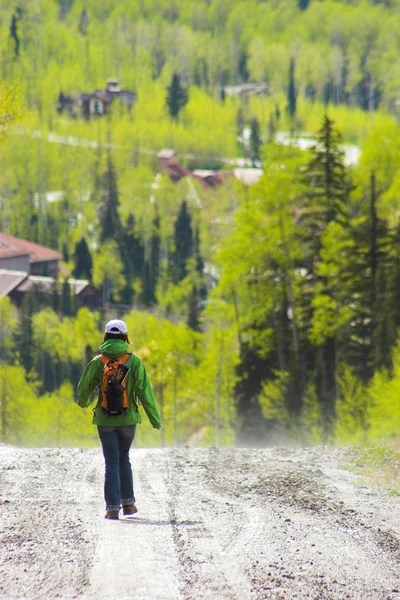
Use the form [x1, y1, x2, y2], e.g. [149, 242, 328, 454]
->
[0, 234, 63, 264]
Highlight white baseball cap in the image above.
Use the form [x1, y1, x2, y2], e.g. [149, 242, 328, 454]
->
[105, 319, 128, 335]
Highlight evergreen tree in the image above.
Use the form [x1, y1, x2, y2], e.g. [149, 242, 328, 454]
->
[287, 58, 297, 121]
[73, 237, 93, 281]
[352, 171, 392, 375]
[238, 51, 250, 82]
[14, 315, 34, 374]
[78, 8, 89, 35]
[234, 340, 271, 446]
[141, 214, 160, 306]
[98, 154, 122, 244]
[119, 214, 144, 305]
[300, 115, 354, 251]
[299, 116, 355, 418]
[383, 223, 400, 356]
[166, 73, 189, 121]
[268, 114, 276, 141]
[61, 279, 76, 317]
[249, 117, 262, 165]
[62, 242, 69, 263]
[193, 227, 207, 303]
[10, 13, 20, 58]
[171, 201, 193, 284]
[187, 285, 201, 331]
[194, 228, 205, 276]
[57, 0, 74, 19]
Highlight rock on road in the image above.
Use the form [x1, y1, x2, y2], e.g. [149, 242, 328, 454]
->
[0, 444, 399, 600]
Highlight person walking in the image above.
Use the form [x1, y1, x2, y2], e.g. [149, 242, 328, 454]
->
[76, 319, 161, 520]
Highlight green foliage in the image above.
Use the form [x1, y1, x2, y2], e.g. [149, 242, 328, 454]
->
[335, 365, 369, 444]
[92, 241, 125, 302]
[367, 343, 400, 441]
[299, 385, 325, 445]
[0, 297, 17, 363]
[348, 443, 400, 495]
[3, 2, 400, 448]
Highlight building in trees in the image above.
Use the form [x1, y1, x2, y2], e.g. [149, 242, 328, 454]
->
[0, 233, 63, 276]
[56, 79, 136, 120]
[156, 149, 263, 189]
[0, 271, 101, 312]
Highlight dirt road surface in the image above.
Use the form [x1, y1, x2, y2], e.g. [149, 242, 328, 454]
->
[0, 444, 399, 600]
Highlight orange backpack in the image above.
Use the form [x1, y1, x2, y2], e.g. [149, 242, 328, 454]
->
[97, 353, 131, 416]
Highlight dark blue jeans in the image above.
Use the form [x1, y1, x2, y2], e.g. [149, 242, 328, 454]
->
[97, 425, 137, 511]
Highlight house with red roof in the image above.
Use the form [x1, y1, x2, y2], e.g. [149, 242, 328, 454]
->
[156, 149, 263, 190]
[0, 234, 101, 309]
[0, 233, 63, 276]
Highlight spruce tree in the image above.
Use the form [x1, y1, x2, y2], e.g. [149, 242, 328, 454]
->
[99, 154, 122, 244]
[299, 116, 355, 417]
[141, 214, 160, 306]
[300, 115, 354, 250]
[193, 227, 207, 303]
[10, 13, 20, 58]
[287, 58, 297, 121]
[61, 279, 76, 317]
[119, 214, 144, 305]
[238, 51, 250, 82]
[14, 314, 34, 374]
[166, 73, 189, 121]
[73, 237, 93, 281]
[57, 0, 74, 19]
[78, 9, 89, 35]
[171, 201, 193, 284]
[187, 285, 201, 331]
[249, 117, 262, 165]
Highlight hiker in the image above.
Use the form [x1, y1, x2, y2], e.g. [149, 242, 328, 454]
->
[76, 319, 161, 520]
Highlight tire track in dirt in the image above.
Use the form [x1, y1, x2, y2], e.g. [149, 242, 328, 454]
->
[164, 447, 267, 599]
[85, 448, 182, 600]
[204, 446, 400, 600]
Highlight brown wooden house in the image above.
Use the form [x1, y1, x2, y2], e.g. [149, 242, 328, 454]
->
[57, 79, 137, 120]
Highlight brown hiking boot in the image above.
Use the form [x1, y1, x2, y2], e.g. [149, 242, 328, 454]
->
[122, 504, 138, 516]
[105, 510, 120, 520]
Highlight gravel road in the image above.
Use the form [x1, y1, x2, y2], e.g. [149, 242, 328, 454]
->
[0, 444, 399, 600]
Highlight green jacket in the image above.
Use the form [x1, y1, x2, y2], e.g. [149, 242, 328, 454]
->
[76, 339, 161, 428]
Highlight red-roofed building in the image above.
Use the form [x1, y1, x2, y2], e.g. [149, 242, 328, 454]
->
[156, 149, 262, 191]
[0, 269, 102, 310]
[0, 233, 63, 276]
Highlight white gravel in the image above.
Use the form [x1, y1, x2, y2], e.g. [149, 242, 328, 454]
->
[0, 444, 399, 600]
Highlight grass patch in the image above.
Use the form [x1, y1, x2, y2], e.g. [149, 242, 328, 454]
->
[348, 440, 400, 496]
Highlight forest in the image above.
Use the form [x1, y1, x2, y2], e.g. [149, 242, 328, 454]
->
[0, 0, 400, 448]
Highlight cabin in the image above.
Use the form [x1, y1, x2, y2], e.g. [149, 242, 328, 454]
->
[0, 270, 101, 310]
[156, 149, 263, 190]
[0, 233, 63, 277]
[56, 79, 137, 120]
[0, 234, 101, 310]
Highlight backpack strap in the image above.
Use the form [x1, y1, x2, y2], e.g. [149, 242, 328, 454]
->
[97, 354, 109, 365]
[97, 352, 132, 365]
